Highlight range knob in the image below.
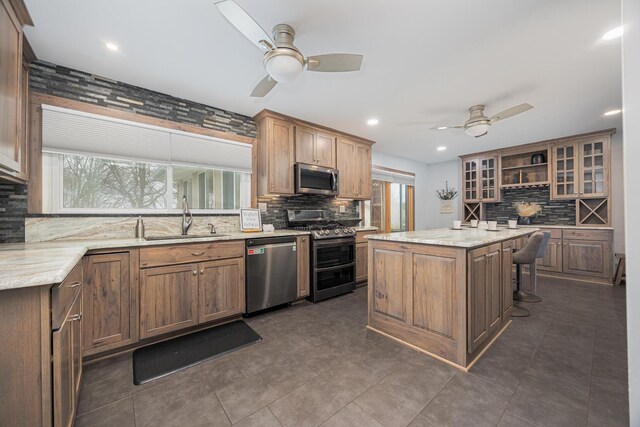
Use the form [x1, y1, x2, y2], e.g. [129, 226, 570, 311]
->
[342, 228, 348, 233]
[324, 229, 330, 235]
[334, 229, 340, 234]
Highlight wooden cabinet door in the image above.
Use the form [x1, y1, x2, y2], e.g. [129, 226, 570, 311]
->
[296, 235, 310, 297]
[370, 246, 407, 323]
[479, 156, 499, 202]
[536, 238, 563, 272]
[140, 264, 198, 338]
[468, 248, 488, 353]
[70, 289, 82, 398]
[0, 0, 23, 175]
[578, 137, 609, 198]
[355, 242, 368, 283]
[337, 137, 356, 198]
[268, 117, 295, 194]
[487, 247, 502, 334]
[316, 131, 336, 168]
[551, 143, 579, 199]
[295, 125, 316, 165]
[83, 252, 137, 355]
[198, 258, 245, 324]
[462, 159, 480, 202]
[355, 142, 372, 199]
[501, 241, 514, 319]
[563, 239, 611, 279]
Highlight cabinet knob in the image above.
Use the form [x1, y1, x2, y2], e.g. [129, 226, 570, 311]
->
[191, 251, 205, 256]
[193, 270, 197, 275]
[67, 281, 82, 288]
[69, 314, 82, 322]
[200, 269, 204, 275]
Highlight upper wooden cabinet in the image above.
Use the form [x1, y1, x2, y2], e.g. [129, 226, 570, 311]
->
[0, 0, 32, 183]
[254, 110, 375, 200]
[462, 155, 500, 203]
[295, 125, 336, 168]
[337, 137, 372, 199]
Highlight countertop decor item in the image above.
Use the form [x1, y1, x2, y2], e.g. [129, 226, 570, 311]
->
[240, 208, 262, 232]
[437, 181, 458, 214]
[514, 202, 542, 225]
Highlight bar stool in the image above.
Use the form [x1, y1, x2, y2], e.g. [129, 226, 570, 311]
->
[511, 232, 546, 317]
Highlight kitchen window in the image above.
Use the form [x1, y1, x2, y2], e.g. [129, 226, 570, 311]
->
[41, 105, 252, 214]
[363, 166, 415, 232]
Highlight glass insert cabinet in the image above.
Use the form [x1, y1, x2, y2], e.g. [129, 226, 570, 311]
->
[462, 156, 500, 202]
[551, 135, 610, 200]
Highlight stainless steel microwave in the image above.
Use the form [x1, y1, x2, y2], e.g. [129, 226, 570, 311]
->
[295, 163, 339, 196]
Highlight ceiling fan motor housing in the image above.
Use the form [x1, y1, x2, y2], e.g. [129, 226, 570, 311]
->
[262, 24, 305, 83]
[464, 105, 491, 137]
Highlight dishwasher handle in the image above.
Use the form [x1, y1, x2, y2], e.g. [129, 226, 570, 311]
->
[248, 242, 297, 251]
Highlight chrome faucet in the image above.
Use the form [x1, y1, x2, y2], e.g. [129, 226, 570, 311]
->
[182, 196, 193, 235]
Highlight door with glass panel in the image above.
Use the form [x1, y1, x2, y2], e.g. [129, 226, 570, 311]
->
[552, 143, 578, 199]
[479, 156, 499, 202]
[579, 138, 608, 198]
[463, 159, 479, 202]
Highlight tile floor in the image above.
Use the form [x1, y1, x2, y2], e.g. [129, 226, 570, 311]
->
[75, 277, 628, 427]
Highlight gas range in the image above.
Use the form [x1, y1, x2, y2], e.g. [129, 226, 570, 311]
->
[287, 210, 359, 240]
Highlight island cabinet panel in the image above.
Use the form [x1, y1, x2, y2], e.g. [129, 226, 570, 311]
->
[563, 239, 611, 279]
[411, 253, 457, 341]
[198, 258, 245, 323]
[140, 263, 199, 338]
[501, 241, 514, 319]
[371, 248, 406, 322]
[83, 251, 139, 356]
[297, 235, 310, 297]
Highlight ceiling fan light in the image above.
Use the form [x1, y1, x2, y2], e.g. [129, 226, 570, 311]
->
[265, 54, 303, 83]
[464, 122, 490, 137]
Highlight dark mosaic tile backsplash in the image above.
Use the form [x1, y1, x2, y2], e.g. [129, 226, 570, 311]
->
[0, 184, 27, 243]
[258, 195, 361, 229]
[484, 186, 576, 225]
[29, 61, 256, 138]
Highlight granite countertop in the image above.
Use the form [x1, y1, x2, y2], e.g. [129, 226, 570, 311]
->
[354, 226, 379, 232]
[516, 224, 613, 230]
[368, 227, 537, 248]
[0, 230, 309, 292]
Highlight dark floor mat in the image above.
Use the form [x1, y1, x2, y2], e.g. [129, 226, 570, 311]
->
[132, 320, 262, 385]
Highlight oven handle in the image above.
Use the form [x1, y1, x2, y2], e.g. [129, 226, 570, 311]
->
[314, 262, 355, 273]
[313, 237, 355, 248]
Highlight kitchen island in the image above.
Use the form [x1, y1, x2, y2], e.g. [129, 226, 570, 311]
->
[367, 227, 536, 370]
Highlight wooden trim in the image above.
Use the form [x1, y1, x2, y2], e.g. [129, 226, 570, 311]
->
[253, 109, 376, 146]
[6, 0, 33, 26]
[22, 34, 36, 62]
[40, 286, 52, 427]
[407, 185, 415, 231]
[372, 164, 416, 177]
[30, 93, 257, 145]
[27, 102, 42, 212]
[459, 128, 616, 160]
[384, 181, 392, 233]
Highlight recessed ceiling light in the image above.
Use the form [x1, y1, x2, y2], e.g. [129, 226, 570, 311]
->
[105, 42, 119, 51]
[604, 109, 622, 116]
[367, 118, 379, 126]
[602, 26, 623, 40]
[437, 146, 447, 151]
[437, 126, 447, 130]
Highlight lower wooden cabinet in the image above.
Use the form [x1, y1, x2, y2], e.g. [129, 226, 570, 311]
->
[296, 236, 310, 298]
[501, 240, 514, 319]
[83, 251, 139, 356]
[355, 243, 368, 284]
[52, 288, 82, 427]
[536, 238, 563, 272]
[563, 238, 611, 279]
[140, 263, 199, 338]
[199, 258, 245, 323]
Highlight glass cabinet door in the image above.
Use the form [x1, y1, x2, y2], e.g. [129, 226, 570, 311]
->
[553, 144, 577, 199]
[580, 140, 607, 197]
[480, 157, 498, 201]
[464, 160, 479, 202]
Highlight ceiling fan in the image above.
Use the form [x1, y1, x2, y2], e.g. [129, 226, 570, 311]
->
[432, 103, 533, 138]
[215, 0, 364, 97]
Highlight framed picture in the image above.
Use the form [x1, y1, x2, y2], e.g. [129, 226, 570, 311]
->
[240, 208, 262, 232]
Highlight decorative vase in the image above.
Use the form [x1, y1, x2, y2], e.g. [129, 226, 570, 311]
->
[440, 199, 454, 214]
[517, 216, 533, 225]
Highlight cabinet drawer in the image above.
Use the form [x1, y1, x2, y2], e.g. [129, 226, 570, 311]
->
[356, 230, 377, 244]
[537, 228, 562, 239]
[51, 261, 83, 330]
[562, 229, 611, 242]
[140, 241, 244, 268]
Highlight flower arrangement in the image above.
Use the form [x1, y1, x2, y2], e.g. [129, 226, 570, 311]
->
[436, 181, 458, 200]
[514, 202, 542, 218]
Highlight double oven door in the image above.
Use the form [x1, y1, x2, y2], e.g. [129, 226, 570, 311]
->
[310, 237, 356, 302]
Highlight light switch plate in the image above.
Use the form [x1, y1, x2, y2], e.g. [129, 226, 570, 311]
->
[339, 205, 346, 213]
[258, 202, 267, 213]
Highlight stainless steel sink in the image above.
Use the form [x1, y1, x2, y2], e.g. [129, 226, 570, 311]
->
[144, 234, 226, 241]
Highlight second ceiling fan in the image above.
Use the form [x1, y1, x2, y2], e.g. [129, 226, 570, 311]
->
[215, 0, 364, 97]
[433, 103, 534, 138]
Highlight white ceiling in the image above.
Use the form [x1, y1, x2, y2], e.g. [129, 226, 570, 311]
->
[23, 0, 622, 164]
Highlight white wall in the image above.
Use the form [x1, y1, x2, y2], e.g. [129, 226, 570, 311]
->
[623, 0, 640, 423]
[611, 132, 626, 254]
[422, 160, 462, 228]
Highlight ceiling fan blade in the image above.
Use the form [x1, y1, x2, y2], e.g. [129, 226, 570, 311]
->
[215, 0, 274, 51]
[489, 103, 533, 122]
[250, 75, 278, 97]
[429, 125, 464, 130]
[306, 54, 363, 72]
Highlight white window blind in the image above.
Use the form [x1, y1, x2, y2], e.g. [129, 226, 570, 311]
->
[372, 167, 415, 186]
[41, 105, 252, 171]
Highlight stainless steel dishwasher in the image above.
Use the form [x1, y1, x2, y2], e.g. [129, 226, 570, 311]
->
[245, 236, 298, 314]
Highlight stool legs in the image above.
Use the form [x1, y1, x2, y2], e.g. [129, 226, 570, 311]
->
[511, 264, 531, 317]
[513, 264, 542, 303]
